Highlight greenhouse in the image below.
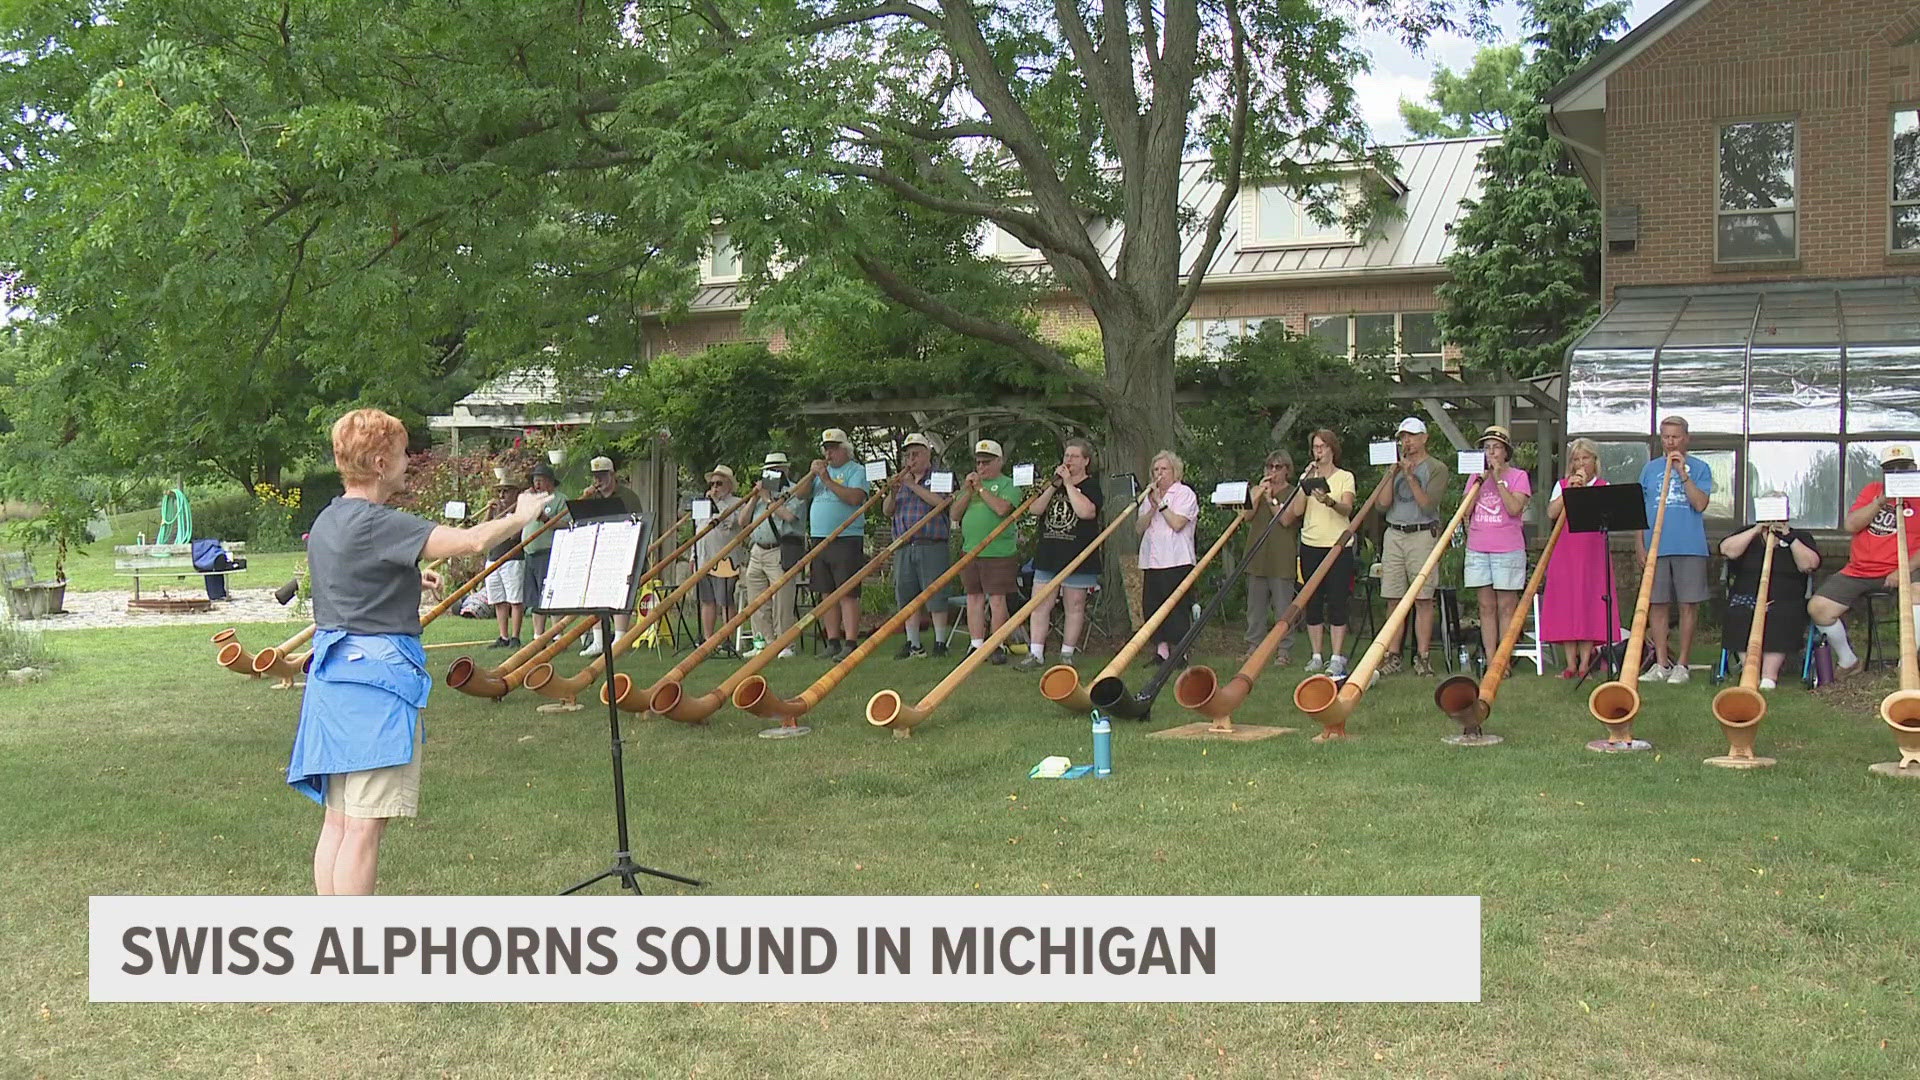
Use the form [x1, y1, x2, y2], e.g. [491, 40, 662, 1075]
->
[1564, 280, 1920, 531]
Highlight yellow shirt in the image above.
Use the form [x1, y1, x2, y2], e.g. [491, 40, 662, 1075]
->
[1300, 468, 1356, 548]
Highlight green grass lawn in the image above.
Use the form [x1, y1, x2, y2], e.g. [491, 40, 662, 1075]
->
[5, 616, 1920, 1077]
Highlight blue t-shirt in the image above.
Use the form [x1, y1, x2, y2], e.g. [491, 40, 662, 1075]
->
[809, 460, 872, 537]
[1640, 456, 1714, 557]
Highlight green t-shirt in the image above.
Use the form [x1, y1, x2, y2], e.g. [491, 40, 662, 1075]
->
[961, 475, 1021, 558]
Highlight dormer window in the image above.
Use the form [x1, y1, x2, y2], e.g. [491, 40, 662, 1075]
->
[991, 224, 1047, 263]
[706, 232, 741, 282]
[1243, 182, 1354, 249]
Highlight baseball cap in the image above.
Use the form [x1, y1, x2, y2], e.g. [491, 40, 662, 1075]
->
[903, 433, 931, 449]
[763, 451, 790, 467]
[973, 439, 1004, 458]
[706, 464, 737, 484]
[1395, 417, 1427, 436]
[1882, 445, 1915, 466]
[589, 455, 615, 473]
[820, 428, 850, 446]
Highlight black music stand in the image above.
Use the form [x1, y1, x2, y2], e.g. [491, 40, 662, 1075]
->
[1562, 483, 1646, 685]
[536, 505, 704, 896]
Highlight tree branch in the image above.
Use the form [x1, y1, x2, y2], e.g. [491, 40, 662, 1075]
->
[1052, 0, 1141, 169]
[1155, 0, 1249, 341]
[788, 2, 944, 38]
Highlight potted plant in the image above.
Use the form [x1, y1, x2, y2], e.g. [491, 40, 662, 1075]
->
[5, 494, 93, 618]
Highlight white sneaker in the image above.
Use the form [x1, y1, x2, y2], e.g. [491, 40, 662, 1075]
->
[741, 645, 766, 659]
[1665, 664, 1690, 685]
[777, 647, 797, 658]
[1759, 677, 1777, 690]
[1303, 654, 1325, 674]
[1327, 655, 1350, 679]
[580, 636, 605, 659]
[1638, 662, 1669, 683]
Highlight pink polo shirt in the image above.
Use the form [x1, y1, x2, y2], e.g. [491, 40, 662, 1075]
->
[1138, 483, 1199, 569]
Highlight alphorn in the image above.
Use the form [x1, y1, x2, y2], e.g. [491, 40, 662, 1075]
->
[1587, 458, 1678, 746]
[447, 495, 748, 700]
[521, 488, 797, 706]
[1087, 510, 1256, 721]
[1295, 473, 1484, 742]
[1878, 491, 1920, 770]
[614, 485, 886, 720]
[867, 486, 1144, 736]
[1434, 513, 1568, 740]
[1707, 521, 1779, 765]
[218, 553, 447, 683]
[739, 483, 1063, 728]
[638, 491, 958, 723]
[1041, 491, 1270, 713]
[1174, 471, 1395, 731]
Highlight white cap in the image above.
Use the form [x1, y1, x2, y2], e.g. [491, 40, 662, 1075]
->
[820, 427, 850, 446]
[973, 439, 1004, 458]
[589, 455, 615, 472]
[1395, 417, 1427, 436]
[902, 433, 931, 449]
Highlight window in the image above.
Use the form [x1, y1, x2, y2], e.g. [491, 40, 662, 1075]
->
[1306, 312, 1446, 371]
[992, 225, 1046, 262]
[1245, 184, 1352, 247]
[706, 232, 740, 281]
[1177, 317, 1254, 360]
[1894, 109, 1920, 252]
[1717, 120, 1797, 261]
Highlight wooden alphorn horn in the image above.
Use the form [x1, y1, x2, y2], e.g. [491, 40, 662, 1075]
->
[1044, 498, 1259, 714]
[448, 496, 743, 700]
[1588, 458, 1677, 744]
[215, 556, 444, 677]
[866, 486, 1144, 735]
[1434, 513, 1568, 740]
[521, 487, 798, 705]
[736, 482, 1063, 727]
[1878, 490, 1920, 770]
[1707, 521, 1779, 764]
[639, 491, 959, 722]
[1176, 471, 1395, 731]
[1294, 474, 1484, 742]
[613, 485, 885, 719]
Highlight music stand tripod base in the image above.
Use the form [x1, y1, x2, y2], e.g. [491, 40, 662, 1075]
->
[1443, 733, 1503, 747]
[1706, 754, 1776, 769]
[1587, 737, 1653, 753]
[1868, 761, 1920, 779]
[537, 700, 585, 714]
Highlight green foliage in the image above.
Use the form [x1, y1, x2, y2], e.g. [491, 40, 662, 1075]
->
[0, 615, 49, 671]
[3, 489, 97, 581]
[1438, 0, 1628, 378]
[1398, 44, 1527, 139]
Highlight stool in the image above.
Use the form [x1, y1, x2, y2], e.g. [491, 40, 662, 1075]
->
[1859, 587, 1903, 669]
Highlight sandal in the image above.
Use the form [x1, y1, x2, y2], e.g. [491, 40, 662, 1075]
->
[1558, 667, 1579, 679]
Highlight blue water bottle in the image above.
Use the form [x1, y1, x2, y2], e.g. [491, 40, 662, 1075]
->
[1091, 711, 1113, 778]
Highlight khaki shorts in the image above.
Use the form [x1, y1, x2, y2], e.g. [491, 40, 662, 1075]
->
[324, 728, 422, 819]
[1380, 527, 1440, 599]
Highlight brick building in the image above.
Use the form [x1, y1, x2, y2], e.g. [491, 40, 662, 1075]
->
[1548, 0, 1920, 531]
[646, 137, 1497, 375]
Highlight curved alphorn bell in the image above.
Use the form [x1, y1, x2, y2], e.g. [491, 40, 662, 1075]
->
[737, 483, 1064, 728]
[1041, 492, 1274, 713]
[447, 497, 739, 700]
[1175, 472, 1395, 731]
[613, 486, 885, 720]
[1433, 514, 1568, 742]
[1085, 508, 1256, 721]
[1294, 474, 1484, 742]
[522, 488, 798, 706]
[865, 486, 1142, 735]
[1587, 459, 1677, 748]
[643, 490, 960, 724]
[1707, 521, 1780, 766]
[1877, 491, 1920, 773]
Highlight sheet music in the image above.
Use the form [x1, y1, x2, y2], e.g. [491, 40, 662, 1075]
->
[1457, 451, 1486, 475]
[1886, 472, 1920, 498]
[443, 501, 467, 521]
[1012, 463, 1036, 487]
[1211, 481, 1249, 506]
[929, 472, 955, 494]
[540, 520, 645, 612]
[864, 460, 888, 482]
[1752, 495, 1790, 522]
[1368, 443, 1396, 466]
[692, 498, 714, 523]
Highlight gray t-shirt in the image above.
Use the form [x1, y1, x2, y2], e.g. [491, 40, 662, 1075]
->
[1385, 457, 1449, 526]
[309, 497, 438, 636]
[696, 495, 747, 566]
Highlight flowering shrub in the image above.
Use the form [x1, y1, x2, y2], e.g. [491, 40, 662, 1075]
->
[249, 483, 302, 552]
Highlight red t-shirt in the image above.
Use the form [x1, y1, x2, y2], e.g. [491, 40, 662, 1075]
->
[1843, 481, 1920, 579]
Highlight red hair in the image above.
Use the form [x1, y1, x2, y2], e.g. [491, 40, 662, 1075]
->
[331, 409, 408, 484]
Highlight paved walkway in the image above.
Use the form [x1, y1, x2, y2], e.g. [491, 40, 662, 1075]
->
[11, 586, 303, 631]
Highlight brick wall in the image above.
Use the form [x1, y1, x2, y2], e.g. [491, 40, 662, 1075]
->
[643, 313, 786, 359]
[1035, 276, 1449, 339]
[1603, 0, 1920, 300]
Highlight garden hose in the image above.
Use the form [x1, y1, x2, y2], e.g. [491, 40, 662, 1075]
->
[157, 489, 192, 546]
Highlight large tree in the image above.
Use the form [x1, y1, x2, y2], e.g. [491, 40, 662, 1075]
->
[1437, 0, 1626, 378]
[1398, 43, 1525, 139]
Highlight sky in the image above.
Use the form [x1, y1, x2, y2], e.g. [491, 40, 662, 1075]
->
[1356, 0, 1669, 143]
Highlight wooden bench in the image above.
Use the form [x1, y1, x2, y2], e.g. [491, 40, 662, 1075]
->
[114, 543, 248, 600]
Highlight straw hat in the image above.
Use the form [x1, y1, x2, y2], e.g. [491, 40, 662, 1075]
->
[1479, 425, 1516, 455]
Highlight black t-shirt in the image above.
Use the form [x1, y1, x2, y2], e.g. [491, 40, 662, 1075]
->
[1727, 527, 1818, 602]
[1032, 477, 1106, 574]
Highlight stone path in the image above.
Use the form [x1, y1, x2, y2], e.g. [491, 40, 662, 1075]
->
[10, 586, 303, 631]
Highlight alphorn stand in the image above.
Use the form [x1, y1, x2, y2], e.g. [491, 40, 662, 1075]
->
[540, 504, 703, 895]
[1561, 482, 1644, 689]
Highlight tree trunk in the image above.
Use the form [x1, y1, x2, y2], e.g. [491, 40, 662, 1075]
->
[1100, 320, 1178, 482]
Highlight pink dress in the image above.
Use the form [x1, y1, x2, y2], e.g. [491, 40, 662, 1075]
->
[1541, 479, 1620, 645]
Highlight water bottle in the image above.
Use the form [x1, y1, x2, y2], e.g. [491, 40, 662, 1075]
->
[1458, 644, 1470, 672]
[1091, 711, 1113, 778]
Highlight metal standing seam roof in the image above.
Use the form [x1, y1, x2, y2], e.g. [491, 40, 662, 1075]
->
[683, 136, 1496, 310]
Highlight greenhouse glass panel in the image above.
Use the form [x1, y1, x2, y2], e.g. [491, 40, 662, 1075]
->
[1595, 441, 1652, 485]
[1654, 348, 1745, 433]
[1694, 450, 1738, 523]
[1747, 348, 1840, 433]
[1744, 441, 1841, 529]
[1568, 349, 1655, 433]
[1845, 346, 1920, 432]
[1847, 441, 1911, 498]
